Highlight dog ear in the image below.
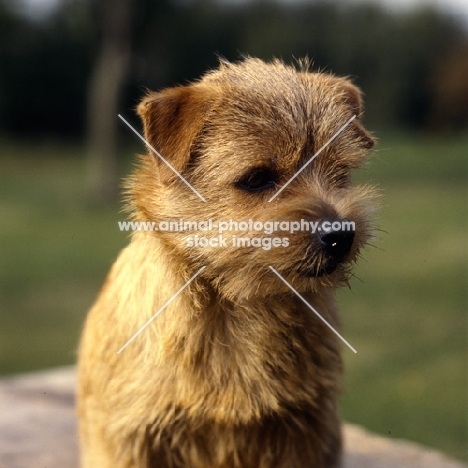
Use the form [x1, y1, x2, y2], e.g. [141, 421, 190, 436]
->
[339, 82, 362, 116]
[137, 85, 210, 182]
[336, 80, 375, 150]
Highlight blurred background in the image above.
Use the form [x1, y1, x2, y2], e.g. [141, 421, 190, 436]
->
[0, 0, 466, 461]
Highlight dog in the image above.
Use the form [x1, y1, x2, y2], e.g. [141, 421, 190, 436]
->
[78, 57, 376, 468]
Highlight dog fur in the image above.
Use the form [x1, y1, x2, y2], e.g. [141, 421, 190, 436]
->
[78, 57, 376, 468]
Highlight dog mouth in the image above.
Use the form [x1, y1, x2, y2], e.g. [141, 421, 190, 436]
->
[299, 259, 339, 277]
[307, 261, 339, 277]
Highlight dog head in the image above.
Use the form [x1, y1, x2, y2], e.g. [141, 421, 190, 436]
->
[130, 58, 377, 300]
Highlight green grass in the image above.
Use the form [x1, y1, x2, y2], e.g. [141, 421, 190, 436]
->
[0, 133, 466, 461]
[339, 131, 467, 461]
[0, 140, 130, 374]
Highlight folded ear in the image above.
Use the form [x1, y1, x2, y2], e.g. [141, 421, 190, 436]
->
[339, 82, 362, 116]
[333, 78, 375, 150]
[137, 85, 210, 182]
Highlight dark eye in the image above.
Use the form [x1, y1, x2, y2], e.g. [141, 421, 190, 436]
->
[237, 168, 278, 192]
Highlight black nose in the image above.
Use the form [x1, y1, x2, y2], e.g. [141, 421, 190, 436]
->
[319, 220, 355, 264]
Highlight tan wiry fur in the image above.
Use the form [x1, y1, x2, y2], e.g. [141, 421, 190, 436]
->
[78, 57, 376, 468]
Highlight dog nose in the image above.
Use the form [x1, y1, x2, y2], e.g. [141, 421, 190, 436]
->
[319, 220, 355, 264]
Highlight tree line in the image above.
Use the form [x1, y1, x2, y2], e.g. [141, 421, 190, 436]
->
[0, 0, 466, 140]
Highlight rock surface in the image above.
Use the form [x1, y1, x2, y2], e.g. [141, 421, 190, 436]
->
[0, 366, 466, 468]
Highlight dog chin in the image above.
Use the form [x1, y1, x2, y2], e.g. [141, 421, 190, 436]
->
[317, 262, 340, 277]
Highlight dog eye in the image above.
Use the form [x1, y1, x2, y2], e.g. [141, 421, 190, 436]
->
[237, 168, 277, 192]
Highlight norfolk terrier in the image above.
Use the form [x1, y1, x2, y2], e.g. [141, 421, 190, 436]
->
[78, 57, 376, 468]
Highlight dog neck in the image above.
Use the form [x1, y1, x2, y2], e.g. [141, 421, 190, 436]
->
[108, 232, 342, 424]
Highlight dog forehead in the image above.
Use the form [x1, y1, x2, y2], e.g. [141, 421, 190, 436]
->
[195, 59, 366, 175]
[202, 61, 346, 145]
[203, 59, 337, 109]
[210, 66, 307, 116]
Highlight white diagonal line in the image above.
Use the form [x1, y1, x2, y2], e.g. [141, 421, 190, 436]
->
[118, 114, 206, 202]
[117, 266, 206, 354]
[268, 266, 357, 353]
[268, 114, 356, 202]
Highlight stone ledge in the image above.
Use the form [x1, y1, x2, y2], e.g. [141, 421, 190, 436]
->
[0, 366, 466, 468]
